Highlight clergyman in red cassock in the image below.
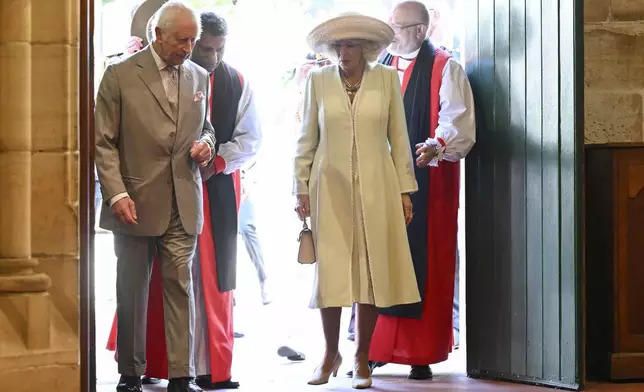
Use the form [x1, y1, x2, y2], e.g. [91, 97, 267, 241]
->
[368, 0, 476, 380]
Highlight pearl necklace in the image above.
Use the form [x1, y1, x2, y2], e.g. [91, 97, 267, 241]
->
[341, 73, 363, 98]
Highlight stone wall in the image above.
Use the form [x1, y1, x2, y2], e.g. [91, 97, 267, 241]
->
[585, 0, 644, 144]
[0, 0, 80, 391]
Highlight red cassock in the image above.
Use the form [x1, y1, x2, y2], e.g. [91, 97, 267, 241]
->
[369, 49, 460, 366]
[106, 83, 242, 380]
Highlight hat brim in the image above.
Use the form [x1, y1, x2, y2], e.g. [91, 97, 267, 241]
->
[306, 14, 394, 56]
[131, 0, 168, 46]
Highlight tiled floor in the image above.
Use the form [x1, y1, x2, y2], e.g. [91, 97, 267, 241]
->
[94, 228, 479, 391]
[97, 372, 548, 392]
[97, 368, 644, 391]
[93, 186, 644, 392]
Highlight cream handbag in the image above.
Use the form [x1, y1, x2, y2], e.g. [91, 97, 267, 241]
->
[297, 220, 316, 264]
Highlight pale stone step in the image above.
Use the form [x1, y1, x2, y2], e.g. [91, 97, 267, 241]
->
[0, 292, 51, 351]
[0, 293, 78, 388]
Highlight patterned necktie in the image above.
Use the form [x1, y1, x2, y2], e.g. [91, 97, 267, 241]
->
[165, 66, 179, 117]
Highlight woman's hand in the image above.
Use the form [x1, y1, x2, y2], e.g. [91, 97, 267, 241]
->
[126, 36, 143, 54]
[402, 193, 413, 225]
[295, 194, 311, 221]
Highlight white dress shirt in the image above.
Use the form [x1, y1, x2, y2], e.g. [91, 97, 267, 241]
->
[211, 76, 262, 176]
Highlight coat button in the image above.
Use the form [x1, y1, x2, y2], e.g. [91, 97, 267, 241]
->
[169, 132, 175, 137]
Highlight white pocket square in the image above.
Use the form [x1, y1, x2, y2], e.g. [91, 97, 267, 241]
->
[194, 91, 205, 102]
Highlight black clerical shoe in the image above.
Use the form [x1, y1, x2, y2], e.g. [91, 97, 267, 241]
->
[167, 377, 202, 392]
[142, 376, 162, 384]
[116, 375, 142, 392]
[277, 345, 306, 361]
[346, 361, 384, 377]
[408, 365, 433, 380]
[195, 375, 240, 390]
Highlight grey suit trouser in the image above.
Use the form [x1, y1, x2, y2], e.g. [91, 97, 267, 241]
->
[114, 197, 197, 379]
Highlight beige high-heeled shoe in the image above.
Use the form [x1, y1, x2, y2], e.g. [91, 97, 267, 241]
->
[307, 354, 343, 385]
[352, 362, 373, 389]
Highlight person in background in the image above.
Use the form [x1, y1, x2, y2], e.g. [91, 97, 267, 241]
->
[238, 161, 272, 305]
[294, 12, 420, 389]
[293, 52, 331, 127]
[367, 0, 476, 381]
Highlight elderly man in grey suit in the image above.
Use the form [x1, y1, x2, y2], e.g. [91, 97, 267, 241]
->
[95, 2, 214, 392]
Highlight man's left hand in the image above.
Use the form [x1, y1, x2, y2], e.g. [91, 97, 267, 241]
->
[191, 141, 212, 166]
[415, 142, 437, 168]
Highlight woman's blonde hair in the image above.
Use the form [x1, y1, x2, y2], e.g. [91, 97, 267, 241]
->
[319, 39, 384, 64]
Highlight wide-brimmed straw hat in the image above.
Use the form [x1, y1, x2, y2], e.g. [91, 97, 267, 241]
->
[131, 0, 168, 46]
[306, 12, 394, 55]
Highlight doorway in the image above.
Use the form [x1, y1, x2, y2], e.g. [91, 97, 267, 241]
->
[83, 0, 472, 391]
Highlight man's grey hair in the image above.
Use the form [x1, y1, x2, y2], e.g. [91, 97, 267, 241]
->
[151, 1, 201, 39]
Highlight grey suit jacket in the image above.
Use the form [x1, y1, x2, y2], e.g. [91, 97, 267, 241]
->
[95, 47, 215, 236]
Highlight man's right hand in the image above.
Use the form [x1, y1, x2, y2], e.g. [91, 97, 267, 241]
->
[111, 197, 138, 225]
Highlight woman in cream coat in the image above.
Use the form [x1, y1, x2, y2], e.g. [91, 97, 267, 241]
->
[293, 13, 421, 389]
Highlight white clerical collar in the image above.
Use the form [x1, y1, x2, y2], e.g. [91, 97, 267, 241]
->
[399, 47, 421, 61]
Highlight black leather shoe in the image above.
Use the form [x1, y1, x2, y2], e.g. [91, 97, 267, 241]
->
[116, 375, 142, 392]
[277, 345, 306, 361]
[408, 365, 433, 380]
[195, 375, 240, 390]
[167, 377, 203, 392]
[142, 376, 162, 384]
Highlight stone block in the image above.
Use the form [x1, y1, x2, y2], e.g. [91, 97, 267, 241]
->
[0, 1, 30, 43]
[36, 256, 78, 333]
[31, 0, 74, 44]
[0, 152, 31, 258]
[610, 0, 644, 21]
[585, 0, 610, 22]
[31, 44, 76, 151]
[585, 91, 644, 143]
[0, 42, 31, 151]
[70, 0, 80, 43]
[31, 152, 78, 256]
[67, 45, 79, 151]
[0, 364, 79, 392]
[585, 29, 644, 89]
[0, 292, 50, 350]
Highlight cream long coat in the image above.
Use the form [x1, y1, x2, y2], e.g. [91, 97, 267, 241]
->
[293, 63, 421, 309]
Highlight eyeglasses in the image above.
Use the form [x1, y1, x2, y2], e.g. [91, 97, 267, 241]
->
[389, 22, 427, 32]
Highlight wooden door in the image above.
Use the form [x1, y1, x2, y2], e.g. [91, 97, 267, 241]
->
[463, 0, 583, 389]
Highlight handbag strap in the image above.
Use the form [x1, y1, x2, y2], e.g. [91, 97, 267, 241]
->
[298, 219, 310, 242]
